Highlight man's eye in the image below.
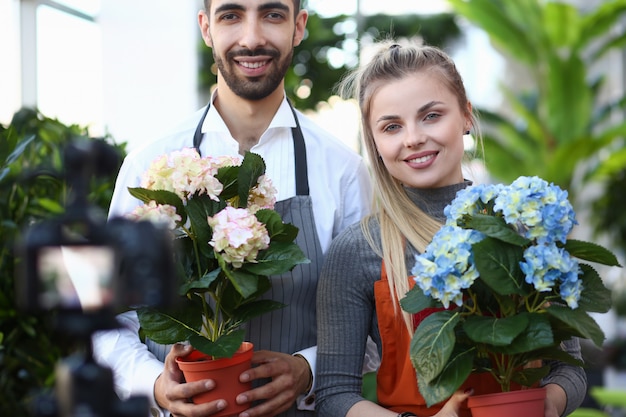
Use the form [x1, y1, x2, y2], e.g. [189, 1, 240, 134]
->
[220, 13, 238, 21]
[266, 12, 286, 20]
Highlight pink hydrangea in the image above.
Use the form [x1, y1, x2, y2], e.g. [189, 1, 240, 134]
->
[126, 201, 181, 230]
[141, 148, 223, 202]
[208, 206, 270, 268]
[248, 175, 277, 213]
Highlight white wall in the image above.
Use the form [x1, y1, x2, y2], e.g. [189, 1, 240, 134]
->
[0, 0, 204, 152]
[0, 0, 22, 125]
[99, 1, 203, 150]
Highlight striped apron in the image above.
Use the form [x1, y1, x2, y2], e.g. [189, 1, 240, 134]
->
[145, 100, 322, 417]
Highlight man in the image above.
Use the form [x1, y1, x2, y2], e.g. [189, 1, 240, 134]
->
[93, 1, 373, 416]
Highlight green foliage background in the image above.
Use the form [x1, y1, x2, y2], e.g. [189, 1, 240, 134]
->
[0, 108, 125, 415]
[448, 0, 626, 258]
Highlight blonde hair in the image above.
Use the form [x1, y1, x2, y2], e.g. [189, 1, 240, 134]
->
[338, 41, 480, 332]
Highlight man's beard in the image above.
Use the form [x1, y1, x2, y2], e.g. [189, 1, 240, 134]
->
[214, 47, 293, 101]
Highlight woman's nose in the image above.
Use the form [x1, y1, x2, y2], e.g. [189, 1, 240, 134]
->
[403, 126, 427, 148]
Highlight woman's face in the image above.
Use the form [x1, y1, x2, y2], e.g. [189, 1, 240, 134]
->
[369, 71, 470, 189]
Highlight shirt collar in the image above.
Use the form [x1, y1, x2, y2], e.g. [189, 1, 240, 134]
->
[201, 89, 297, 134]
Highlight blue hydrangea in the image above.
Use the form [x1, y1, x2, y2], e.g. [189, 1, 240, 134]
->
[492, 176, 577, 244]
[559, 277, 584, 309]
[411, 225, 484, 308]
[519, 243, 583, 308]
[444, 183, 504, 226]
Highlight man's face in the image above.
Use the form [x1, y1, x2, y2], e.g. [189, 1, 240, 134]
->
[199, 0, 307, 101]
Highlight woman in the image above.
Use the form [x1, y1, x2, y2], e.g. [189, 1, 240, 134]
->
[315, 41, 586, 417]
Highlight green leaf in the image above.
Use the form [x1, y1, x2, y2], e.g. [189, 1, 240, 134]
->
[220, 259, 260, 299]
[36, 198, 64, 214]
[137, 302, 203, 345]
[579, 1, 626, 50]
[530, 346, 584, 367]
[577, 264, 612, 313]
[400, 285, 438, 314]
[546, 304, 606, 347]
[238, 152, 266, 206]
[489, 314, 554, 354]
[546, 54, 591, 143]
[255, 209, 299, 242]
[465, 214, 530, 246]
[243, 242, 309, 276]
[179, 268, 221, 295]
[187, 194, 225, 259]
[511, 364, 550, 388]
[215, 165, 239, 201]
[6, 133, 35, 165]
[234, 300, 285, 323]
[410, 310, 459, 384]
[564, 239, 621, 267]
[417, 346, 474, 407]
[128, 187, 186, 218]
[448, 0, 538, 65]
[190, 329, 246, 359]
[473, 238, 526, 295]
[543, 2, 580, 48]
[463, 314, 529, 346]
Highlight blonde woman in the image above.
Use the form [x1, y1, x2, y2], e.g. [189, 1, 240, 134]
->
[315, 41, 586, 417]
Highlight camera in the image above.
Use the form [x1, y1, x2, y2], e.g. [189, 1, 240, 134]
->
[15, 139, 176, 417]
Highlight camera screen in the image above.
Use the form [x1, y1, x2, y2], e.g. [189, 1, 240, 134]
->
[37, 245, 116, 311]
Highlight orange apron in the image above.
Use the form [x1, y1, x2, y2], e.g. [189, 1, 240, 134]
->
[374, 265, 505, 417]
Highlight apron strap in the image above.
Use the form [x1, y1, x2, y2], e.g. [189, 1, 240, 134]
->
[193, 99, 309, 196]
[193, 104, 212, 154]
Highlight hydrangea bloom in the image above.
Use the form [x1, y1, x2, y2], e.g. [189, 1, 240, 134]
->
[519, 243, 581, 307]
[443, 183, 503, 225]
[411, 225, 484, 308]
[141, 148, 223, 202]
[247, 175, 277, 213]
[127, 200, 181, 230]
[493, 176, 576, 244]
[208, 206, 270, 268]
[418, 176, 584, 310]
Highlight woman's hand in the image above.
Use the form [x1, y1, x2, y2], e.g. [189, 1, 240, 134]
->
[433, 389, 474, 417]
[544, 383, 567, 417]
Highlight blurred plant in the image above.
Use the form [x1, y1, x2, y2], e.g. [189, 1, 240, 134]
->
[0, 108, 125, 415]
[448, 0, 626, 202]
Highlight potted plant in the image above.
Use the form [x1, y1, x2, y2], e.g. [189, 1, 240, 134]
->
[124, 148, 308, 413]
[401, 176, 620, 417]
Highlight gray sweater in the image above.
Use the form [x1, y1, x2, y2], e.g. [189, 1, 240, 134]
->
[315, 182, 586, 417]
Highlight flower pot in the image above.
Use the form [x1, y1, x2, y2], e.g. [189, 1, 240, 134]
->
[467, 387, 546, 417]
[176, 342, 254, 417]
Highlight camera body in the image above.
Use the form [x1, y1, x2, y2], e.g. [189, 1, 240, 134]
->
[17, 214, 176, 318]
[15, 139, 176, 417]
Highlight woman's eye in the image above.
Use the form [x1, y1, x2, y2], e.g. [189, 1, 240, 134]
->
[383, 124, 401, 133]
[425, 113, 441, 121]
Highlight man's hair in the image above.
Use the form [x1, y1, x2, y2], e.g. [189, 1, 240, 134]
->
[204, 0, 302, 12]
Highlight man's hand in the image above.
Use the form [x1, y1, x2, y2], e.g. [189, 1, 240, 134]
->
[234, 350, 311, 417]
[155, 344, 229, 417]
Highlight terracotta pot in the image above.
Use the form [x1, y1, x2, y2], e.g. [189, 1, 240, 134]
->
[176, 342, 254, 417]
[467, 387, 546, 417]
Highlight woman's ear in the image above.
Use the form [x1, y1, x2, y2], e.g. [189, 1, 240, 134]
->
[464, 101, 473, 133]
